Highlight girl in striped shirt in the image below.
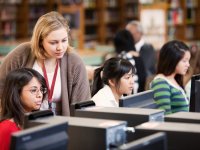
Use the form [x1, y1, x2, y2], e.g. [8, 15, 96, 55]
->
[151, 40, 191, 115]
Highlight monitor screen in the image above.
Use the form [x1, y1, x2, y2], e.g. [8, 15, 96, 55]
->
[190, 74, 200, 112]
[118, 132, 167, 150]
[119, 90, 157, 109]
[10, 113, 68, 150]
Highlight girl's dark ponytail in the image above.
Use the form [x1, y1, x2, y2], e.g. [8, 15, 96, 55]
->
[91, 66, 104, 96]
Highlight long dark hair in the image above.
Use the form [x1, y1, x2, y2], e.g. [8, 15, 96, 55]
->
[0, 68, 47, 127]
[91, 57, 135, 96]
[157, 40, 190, 88]
[114, 29, 136, 54]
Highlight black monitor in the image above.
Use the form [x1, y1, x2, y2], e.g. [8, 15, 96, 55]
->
[135, 121, 200, 150]
[119, 90, 157, 109]
[70, 100, 95, 116]
[117, 132, 167, 150]
[190, 74, 200, 112]
[23, 110, 54, 129]
[10, 111, 68, 150]
[165, 112, 200, 124]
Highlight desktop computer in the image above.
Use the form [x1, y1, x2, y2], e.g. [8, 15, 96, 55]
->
[116, 132, 167, 150]
[165, 111, 200, 124]
[25, 115, 127, 150]
[119, 90, 156, 109]
[74, 107, 164, 127]
[11, 112, 68, 150]
[135, 122, 200, 150]
[74, 107, 164, 142]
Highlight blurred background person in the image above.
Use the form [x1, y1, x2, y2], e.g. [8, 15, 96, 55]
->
[126, 20, 156, 77]
[184, 44, 200, 99]
[114, 29, 146, 93]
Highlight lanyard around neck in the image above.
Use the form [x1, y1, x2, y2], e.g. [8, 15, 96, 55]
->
[42, 59, 59, 103]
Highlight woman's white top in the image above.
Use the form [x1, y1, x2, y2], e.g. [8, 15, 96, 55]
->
[91, 85, 118, 107]
[32, 60, 62, 110]
[185, 79, 191, 101]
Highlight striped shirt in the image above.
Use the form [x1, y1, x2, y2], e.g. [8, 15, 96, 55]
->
[151, 77, 189, 115]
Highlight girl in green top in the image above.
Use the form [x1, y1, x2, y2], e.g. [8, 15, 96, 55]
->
[151, 40, 191, 115]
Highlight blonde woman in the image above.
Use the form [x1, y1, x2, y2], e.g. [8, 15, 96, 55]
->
[0, 11, 90, 116]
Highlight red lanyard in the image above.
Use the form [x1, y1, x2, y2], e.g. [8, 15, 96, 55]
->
[42, 59, 59, 104]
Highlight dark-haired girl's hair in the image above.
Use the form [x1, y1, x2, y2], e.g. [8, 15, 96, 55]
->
[91, 57, 135, 96]
[0, 68, 47, 127]
[114, 29, 136, 54]
[157, 40, 190, 88]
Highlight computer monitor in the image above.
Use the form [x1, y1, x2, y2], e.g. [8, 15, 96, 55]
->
[117, 132, 167, 150]
[119, 90, 157, 109]
[190, 74, 200, 112]
[165, 112, 200, 124]
[24, 115, 127, 150]
[23, 110, 54, 129]
[135, 122, 200, 150]
[10, 111, 68, 150]
[70, 100, 95, 116]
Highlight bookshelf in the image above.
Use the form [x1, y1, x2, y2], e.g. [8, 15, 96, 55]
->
[0, 0, 55, 41]
[122, 0, 140, 25]
[83, 0, 140, 46]
[140, 0, 200, 50]
[140, 3, 168, 50]
[167, 0, 200, 42]
[0, 0, 21, 41]
[83, 0, 98, 43]
[57, 1, 84, 49]
[0, 0, 140, 49]
[17, 0, 55, 39]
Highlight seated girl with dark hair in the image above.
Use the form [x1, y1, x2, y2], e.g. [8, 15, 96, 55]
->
[91, 57, 135, 107]
[151, 40, 191, 115]
[0, 68, 47, 150]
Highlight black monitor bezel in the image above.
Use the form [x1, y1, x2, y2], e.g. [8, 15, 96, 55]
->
[190, 74, 200, 112]
[119, 90, 156, 109]
[118, 132, 167, 150]
[10, 122, 68, 150]
[10, 111, 68, 150]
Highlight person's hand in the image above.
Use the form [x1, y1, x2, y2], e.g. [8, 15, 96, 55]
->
[128, 51, 139, 57]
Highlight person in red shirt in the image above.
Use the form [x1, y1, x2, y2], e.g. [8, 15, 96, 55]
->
[0, 68, 47, 150]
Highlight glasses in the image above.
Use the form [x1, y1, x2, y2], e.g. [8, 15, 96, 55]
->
[25, 87, 47, 95]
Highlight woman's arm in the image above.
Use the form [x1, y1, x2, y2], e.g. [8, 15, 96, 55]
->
[67, 53, 91, 104]
[0, 43, 32, 98]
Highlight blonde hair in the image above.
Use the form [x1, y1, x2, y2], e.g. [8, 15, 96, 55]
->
[31, 11, 72, 59]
